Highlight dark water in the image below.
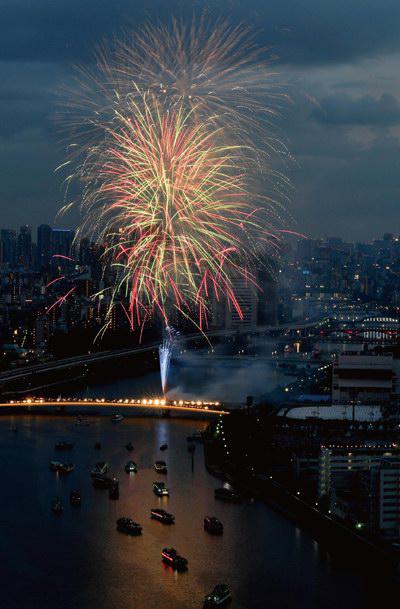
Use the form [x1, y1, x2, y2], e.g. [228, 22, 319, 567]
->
[1, 409, 397, 609]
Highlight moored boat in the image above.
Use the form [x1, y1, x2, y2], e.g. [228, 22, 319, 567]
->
[214, 488, 241, 503]
[154, 460, 168, 474]
[91, 461, 108, 476]
[116, 517, 142, 535]
[92, 475, 118, 490]
[111, 414, 124, 423]
[160, 443, 168, 451]
[204, 517, 223, 535]
[203, 585, 232, 607]
[70, 490, 81, 506]
[153, 481, 169, 496]
[150, 508, 175, 524]
[125, 460, 138, 473]
[161, 547, 188, 571]
[51, 497, 63, 514]
[55, 441, 74, 450]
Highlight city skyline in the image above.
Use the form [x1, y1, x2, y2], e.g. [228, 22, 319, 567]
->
[1, 1, 400, 239]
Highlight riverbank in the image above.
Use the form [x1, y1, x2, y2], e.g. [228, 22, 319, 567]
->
[203, 430, 400, 577]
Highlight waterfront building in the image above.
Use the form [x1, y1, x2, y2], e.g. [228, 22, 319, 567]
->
[332, 353, 395, 404]
[318, 443, 399, 498]
[331, 457, 400, 540]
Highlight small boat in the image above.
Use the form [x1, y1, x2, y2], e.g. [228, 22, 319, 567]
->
[125, 460, 138, 473]
[116, 517, 142, 536]
[214, 488, 241, 503]
[91, 461, 108, 476]
[161, 547, 188, 571]
[49, 460, 64, 472]
[111, 414, 124, 423]
[204, 517, 223, 535]
[109, 481, 119, 500]
[160, 443, 168, 451]
[58, 463, 75, 475]
[75, 417, 90, 427]
[150, 508, 175, 524]
[55, 441, 74, 450]
[92, 475, 118, 490]
[126, 442, 134, 451]
[187, 432, 203, 444]
[51, 497, 63, 514]
[94, 442, 102, 450]
[203, 585, 232, 607]
[154, 460, 168, 474]
[70, 491, 81, 506]
[153, 481, 169, 496]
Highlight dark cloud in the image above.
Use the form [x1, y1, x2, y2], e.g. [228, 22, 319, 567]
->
[1, 0, 400, 66]
[313, 93, 400, 126]
[0, 0, 400, 239]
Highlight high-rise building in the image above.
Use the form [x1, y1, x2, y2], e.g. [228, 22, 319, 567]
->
[37, 224, 52, 268]
[51, 228, 74, 265]
[0, 229, 17, 265]
[17, 225, 32, 265]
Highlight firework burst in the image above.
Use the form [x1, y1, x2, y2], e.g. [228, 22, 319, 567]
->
[58, 17, 291, 332]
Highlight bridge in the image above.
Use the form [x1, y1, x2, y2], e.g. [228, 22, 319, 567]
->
[0, 397, 229, 416]
[0, 318, 326, 385]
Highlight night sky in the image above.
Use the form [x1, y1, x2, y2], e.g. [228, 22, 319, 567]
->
[1, 0, 400, 240]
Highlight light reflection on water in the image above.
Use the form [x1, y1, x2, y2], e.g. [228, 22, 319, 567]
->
[0, 414, 395, 609]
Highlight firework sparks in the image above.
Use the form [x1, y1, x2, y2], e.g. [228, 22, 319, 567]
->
[59, 17, 290, 332]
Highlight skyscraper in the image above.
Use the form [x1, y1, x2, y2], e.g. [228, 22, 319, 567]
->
[0, 229, 17, 266]
[37, 224, 52, 268]
[17, 225, 32, 266]
[51, 228, 74, 264]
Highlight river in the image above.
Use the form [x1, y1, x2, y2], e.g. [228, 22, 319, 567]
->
[0, 373, 397, 608]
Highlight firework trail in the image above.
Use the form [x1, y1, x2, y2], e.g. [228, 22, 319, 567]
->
[59, 17, 290, 332]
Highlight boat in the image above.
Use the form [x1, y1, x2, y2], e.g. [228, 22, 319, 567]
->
[154, 460, 168, 474]
[187, 432, 203, 444]
[49, 460, 64, 472]
[70, 491, 81, 506]
[203, 585, 232, 607]
[51, 497, 63, 514]
[161, 547, 188, 571]
[160, 443, 168, 451]
[116, 518, 142, 536]
[214, 488, 241, 503]
[75, 416, 90, 426]
[91, 461, 108, 476]
[92, 475, 118, 490]
[150, 508, 175, 524]
[58, 463, 75, 475]
[125, 460, 138, 473]
[109, 481, 119, 500]
[153, 481, 169, 496]
[94, 442, 102, 450]
[111, 414, 124, 423]
[126, 442, 134, 451]
[55, 441, 74, 450]
[204, 517, 224, 535]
